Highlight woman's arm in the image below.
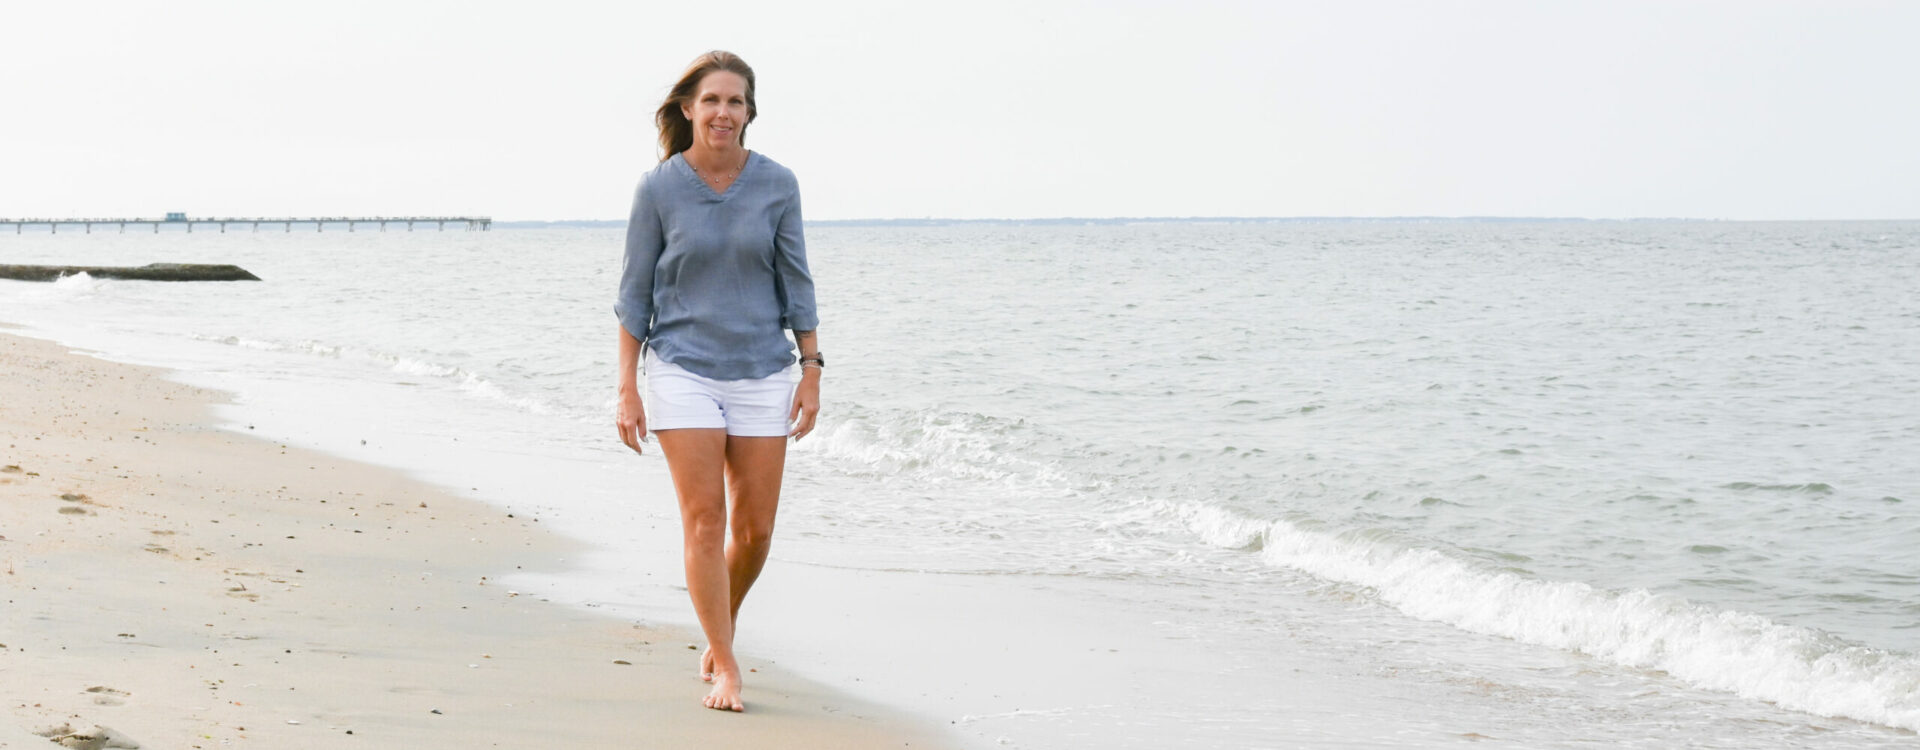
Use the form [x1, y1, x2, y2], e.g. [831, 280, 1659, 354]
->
[775, 173, 821, 441]
[789, 329, 821, 440]
[615, 175, 662, 455]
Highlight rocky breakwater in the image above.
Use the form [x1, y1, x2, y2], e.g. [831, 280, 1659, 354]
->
[0, 263, 260, 281]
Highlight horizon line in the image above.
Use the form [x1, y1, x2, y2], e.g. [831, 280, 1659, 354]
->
[490, 215, 1919, 226]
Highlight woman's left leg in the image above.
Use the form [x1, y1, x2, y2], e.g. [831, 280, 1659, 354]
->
[697, 435, 787, 683]
[723, 435, 788, 619]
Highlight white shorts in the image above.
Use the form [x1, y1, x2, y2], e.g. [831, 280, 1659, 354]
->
[644, 350, 797, 437]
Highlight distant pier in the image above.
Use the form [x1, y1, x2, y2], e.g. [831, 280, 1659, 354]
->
[2, 214, 491, 234]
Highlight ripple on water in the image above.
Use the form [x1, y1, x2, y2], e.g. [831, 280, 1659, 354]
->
[1721, 481, 1835, 494]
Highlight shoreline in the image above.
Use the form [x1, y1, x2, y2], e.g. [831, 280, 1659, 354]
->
[0, 331, 958, 748]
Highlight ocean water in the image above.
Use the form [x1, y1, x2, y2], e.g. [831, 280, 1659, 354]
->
[3, 220, 1917, 747]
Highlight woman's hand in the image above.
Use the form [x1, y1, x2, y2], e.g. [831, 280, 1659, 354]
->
[617, 386, 648, 454]
[788, 369, 821, 441]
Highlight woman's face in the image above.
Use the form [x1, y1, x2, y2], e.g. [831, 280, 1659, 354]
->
[682, 71, 750, 152]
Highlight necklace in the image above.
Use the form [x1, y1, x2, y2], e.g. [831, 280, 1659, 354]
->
[688, 151, 748, 186]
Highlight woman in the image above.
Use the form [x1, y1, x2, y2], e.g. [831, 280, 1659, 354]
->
[614, 50, 822, 713]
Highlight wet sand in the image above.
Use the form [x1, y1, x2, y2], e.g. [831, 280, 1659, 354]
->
[0, 331, 954, 749]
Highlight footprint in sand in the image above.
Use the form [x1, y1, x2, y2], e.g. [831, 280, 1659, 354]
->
[58, 493, 98, 515]
[85, 686, 130, 706]
[37, 722, 142, 749]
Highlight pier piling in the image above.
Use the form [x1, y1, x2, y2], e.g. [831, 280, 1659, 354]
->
[1, 215, 491, 234]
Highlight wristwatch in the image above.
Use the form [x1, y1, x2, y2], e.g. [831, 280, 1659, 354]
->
[799, 352, 825, 368]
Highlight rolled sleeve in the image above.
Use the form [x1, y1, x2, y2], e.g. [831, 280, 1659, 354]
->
[772, 190, 818, 331]
[615, 176, 662, 343]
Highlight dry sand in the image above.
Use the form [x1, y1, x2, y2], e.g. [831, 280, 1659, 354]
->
[0, 332, 955, 749]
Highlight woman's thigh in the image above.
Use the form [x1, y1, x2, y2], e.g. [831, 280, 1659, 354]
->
[658, 429, 730, 518]
[724, 436, 788, 522]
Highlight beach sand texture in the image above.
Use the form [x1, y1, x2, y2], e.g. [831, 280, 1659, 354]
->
[0, 332, 951, 749]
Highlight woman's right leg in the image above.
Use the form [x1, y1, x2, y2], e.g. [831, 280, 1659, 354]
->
[656, 427, 747, 712]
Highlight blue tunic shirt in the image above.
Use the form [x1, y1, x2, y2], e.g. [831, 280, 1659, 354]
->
[616, 152, 818, 380]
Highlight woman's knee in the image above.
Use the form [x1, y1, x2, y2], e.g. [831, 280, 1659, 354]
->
[682, 505, 729, 549]
[729, 516, 776, 549]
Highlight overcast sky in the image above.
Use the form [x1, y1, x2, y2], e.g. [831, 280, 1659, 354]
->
[4, 1, 1915, 221]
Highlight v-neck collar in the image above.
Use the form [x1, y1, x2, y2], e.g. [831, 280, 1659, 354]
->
[675, 151, 755, 201]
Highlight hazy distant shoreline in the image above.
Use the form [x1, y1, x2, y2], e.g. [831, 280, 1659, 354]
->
[494, 215, 1748, 229]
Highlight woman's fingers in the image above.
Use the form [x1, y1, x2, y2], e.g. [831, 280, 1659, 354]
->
[616, 420, 641, 454]
[787, 401, 818, 440]
[617, 394, 647, 454]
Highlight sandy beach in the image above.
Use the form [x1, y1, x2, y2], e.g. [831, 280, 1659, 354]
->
[0, 331, 954, 749]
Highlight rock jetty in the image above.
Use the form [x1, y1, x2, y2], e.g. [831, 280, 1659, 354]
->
[0, 263, 260, 282]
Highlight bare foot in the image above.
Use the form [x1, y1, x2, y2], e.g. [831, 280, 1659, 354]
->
[699, 646, 715, 683]
[703, 669, 744, 712]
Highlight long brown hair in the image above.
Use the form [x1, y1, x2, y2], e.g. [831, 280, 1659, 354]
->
[655, 51, 757, 162]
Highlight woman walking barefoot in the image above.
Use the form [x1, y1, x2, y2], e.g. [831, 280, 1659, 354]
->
[613, 50, 823, 713]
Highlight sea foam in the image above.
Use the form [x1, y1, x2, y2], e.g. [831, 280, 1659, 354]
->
[193, 333, 559, 416]
[1172, 501, 1920, 732]
[807, 403, 1081, 492]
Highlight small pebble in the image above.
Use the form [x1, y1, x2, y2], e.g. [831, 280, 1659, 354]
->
[430, 709, 443, 715]
[613, 660, 631, 666]
[287, 719, 301, 725]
